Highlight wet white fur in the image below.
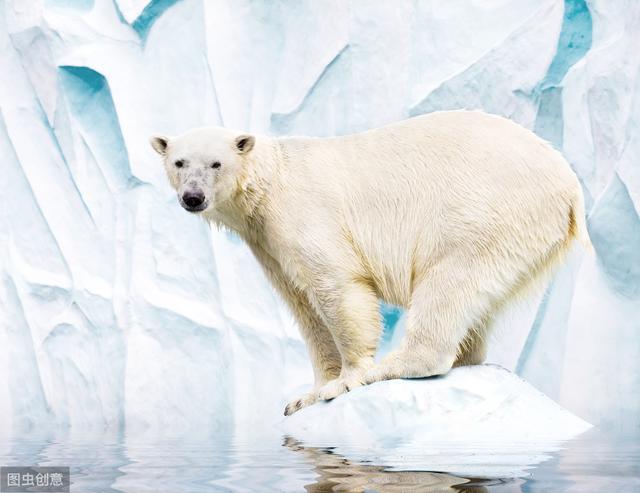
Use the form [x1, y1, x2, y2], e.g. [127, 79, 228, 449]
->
[151, 110, 588, 415]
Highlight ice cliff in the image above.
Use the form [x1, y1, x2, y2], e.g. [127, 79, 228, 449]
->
[0, 0, 638, 438]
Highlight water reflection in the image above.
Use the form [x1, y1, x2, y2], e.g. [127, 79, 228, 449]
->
[0, 430, 637, 492]
[1, 433, 129, 493]
[283, 436, 512, 492]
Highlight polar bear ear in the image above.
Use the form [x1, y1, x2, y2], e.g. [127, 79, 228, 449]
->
[150, 135, 169, 156]
[234, 134, 255, 155]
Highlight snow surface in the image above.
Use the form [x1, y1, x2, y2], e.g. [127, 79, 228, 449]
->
[0, 0, 638, 440]
[283, 365, 592, 477]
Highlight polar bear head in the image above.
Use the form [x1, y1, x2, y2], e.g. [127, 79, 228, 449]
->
[150, 127, 255, 214]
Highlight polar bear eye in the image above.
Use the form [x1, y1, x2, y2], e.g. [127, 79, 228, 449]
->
[211, 161, 221, 169]
[174, 160, 184, 168]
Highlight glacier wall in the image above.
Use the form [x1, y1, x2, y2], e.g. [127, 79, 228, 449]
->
[0, 0, 638, 437]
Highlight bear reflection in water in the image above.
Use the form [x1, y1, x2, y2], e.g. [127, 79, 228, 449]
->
[283, 437, 509, 492]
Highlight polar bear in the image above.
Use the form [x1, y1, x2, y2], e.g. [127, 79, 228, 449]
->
[150, 110, 587, 416]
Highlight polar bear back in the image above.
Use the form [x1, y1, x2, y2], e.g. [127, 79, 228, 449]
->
[270, 110, 584, 306]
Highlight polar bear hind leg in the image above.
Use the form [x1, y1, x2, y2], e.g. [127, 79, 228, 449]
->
[453, 318, 491, 367]
[364, 250, 497, 383]
[364, 200, 581, 385]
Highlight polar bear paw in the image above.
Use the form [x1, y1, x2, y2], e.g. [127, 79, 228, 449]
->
[284, 391, 320, 416]
[284, 376, 365, 416]
[317, 376, 364, 401]
[285, 361, 374, 415]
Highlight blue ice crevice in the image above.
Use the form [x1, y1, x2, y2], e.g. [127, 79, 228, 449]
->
[58, 66, 134, 191]
[132, 0, 182, 40]
[516, 0, 593, 377]
[533, 0, 592, 149]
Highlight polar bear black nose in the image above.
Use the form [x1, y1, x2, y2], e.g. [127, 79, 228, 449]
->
[182, 191, 205, 209]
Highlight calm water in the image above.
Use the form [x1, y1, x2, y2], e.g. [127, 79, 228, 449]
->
[1, 429, 638, 492]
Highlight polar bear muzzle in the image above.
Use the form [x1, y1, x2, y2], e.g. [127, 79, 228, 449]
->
[180, 189, 207, 213]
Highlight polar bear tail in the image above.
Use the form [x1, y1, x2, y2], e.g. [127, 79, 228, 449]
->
[508, 186, 590, 306]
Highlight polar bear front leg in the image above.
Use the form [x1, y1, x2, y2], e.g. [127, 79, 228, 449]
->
[281, 291, 343, 416]
[311, 279, 382, 402]
[248, 244, 342, 416]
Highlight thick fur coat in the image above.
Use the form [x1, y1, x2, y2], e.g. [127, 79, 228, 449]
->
[151, 110, 588, 415]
